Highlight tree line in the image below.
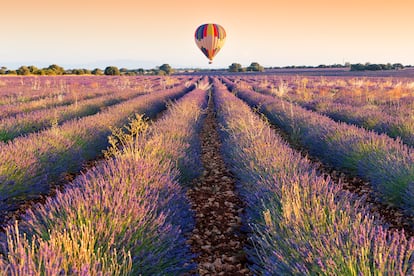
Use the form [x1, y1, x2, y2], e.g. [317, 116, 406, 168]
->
[228, 62, 410, 72]
[0, 64, 174, 76]
[228, 62, 265, 72]
[1, 62, 410, 76]
[350, 63, 404, 71]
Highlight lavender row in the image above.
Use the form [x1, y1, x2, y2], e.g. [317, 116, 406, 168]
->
[244, 74, 414, 106]
[0, 86, 111, 119]
[0, 86, 158, 142]
[0, 76, 164, 119]
[0, 82, 208, 275]
[0, 76, 157, 105]
[222, 77, 414, 216]
[213, 78, 414, 275]
[0, 80, 196, 213]
[243, 75, 414, 147]
[243, 76, 414, 145]
[300, 101, 414, 147]
[236, 74, 414, 118]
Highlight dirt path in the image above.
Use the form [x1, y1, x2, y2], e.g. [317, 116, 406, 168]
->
[186, 92, 251, 275]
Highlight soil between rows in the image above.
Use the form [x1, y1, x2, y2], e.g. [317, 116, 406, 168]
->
[185, 92, 251, 275]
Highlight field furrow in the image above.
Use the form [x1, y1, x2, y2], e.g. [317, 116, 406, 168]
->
[186, 82, 251, 275]
[213, 77, 414, 275]
[300, 102, 414, 147]
[0, 76, 163, 118]
[222, 78, 414, 218]
[0, 79, 208, 275]
[0, 80, 196, 221]
[0, 90, 108, 119]
[245, 76, 414, 147]
[0, 87, 153, 142]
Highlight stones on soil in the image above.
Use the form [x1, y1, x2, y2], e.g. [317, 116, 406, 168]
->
[186, 94, 251, 275]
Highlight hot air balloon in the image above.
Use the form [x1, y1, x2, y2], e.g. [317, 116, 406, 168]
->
[194, 23, 226, 64]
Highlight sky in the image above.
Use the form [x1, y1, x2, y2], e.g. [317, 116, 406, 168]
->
[0, 0, 413, 69]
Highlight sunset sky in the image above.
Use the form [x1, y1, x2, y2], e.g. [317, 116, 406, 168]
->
[1, 0, 413, 69]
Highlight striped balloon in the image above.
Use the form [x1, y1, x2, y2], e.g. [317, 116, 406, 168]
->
[194, 23, 226, 64]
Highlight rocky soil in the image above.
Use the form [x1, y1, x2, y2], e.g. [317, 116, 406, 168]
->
[186, 94, 251, 275]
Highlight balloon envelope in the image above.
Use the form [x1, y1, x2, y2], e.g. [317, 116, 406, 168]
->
[194, 23, 226, 64]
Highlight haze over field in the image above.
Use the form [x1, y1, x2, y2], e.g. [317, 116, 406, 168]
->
[1, 0, 413, 68]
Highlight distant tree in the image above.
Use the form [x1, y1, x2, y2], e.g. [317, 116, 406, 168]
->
[124, 71, 137, 76]
[380, 64, 391, 70]
[393, 63, 404, 70]
[120, 68, 129, 74]
[0, 67, 6, 75]
[71, 69, 88, 75]
[45, 69, 57, 75]
[350, 62, 405, 71]
[47, 64, 65, 75]
[91, 68, 104, 75]
[136, 68, 145, 75]
[159, 64, 173, 75]
[350, 63, 365, 71]
[6, 70, 17, 75]
[28, 65, 39, 74]
[228, 63, 243, 72]
[36, 68, 59, 75]
[104, 66, 120, 76]
[366, 64, 382, 71]
[16, 66, 31, 75]
[247, 62, 264, 72]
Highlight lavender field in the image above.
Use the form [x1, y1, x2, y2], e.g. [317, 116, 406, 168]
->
[0, 74, 413, 275]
